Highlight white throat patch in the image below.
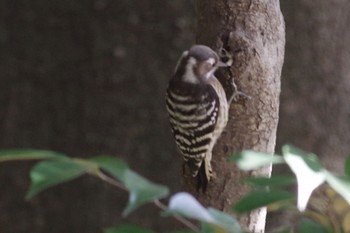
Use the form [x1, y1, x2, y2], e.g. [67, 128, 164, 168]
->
[205, 68, 216, 80]
[182, 57, 199, 84]
[204, 58, 217, 79]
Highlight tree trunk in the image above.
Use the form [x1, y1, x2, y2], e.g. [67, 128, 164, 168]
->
[183, 0, 285, 232]
[267, 0, 350, 231]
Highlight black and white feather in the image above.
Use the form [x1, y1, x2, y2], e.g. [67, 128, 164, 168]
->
[166, 45, 230, 191]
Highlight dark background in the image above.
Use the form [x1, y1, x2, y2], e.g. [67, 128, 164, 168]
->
[1, 1, 350, 232]
[0, 1, 193, 232]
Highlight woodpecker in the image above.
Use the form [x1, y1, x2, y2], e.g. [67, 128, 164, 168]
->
[166, 45, 233, 191]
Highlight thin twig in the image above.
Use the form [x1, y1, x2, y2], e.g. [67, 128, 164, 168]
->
[95, 170, 128, 191]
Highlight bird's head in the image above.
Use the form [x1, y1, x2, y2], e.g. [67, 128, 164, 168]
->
[174, 45, 230, 84]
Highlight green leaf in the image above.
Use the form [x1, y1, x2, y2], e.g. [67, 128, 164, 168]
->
[298, 219, 328, 233]
[234, 190, 294, 213]
[167, 192, 215, 221]
[229, 150, 284, 170]
[323, 171, 350, 205]
[200, 223, 216, 233]
[168, 192, 241, 233]
[89, 156, 128, 180]
[89, 156, 169, 216]
[26, 159, 88, 199]
[244, 175, 296, 187]
[169, 231, 196, 233]
[283, 145, 326, 211]
[273, 228, 293, 233]
[105, 225, 154, 233]
[282, 145, 322, 172]
[206, 208, 241, 233]
[0, 149, 67, 162]
[122, 170, 169, 216]
[345, 156, 350, 177]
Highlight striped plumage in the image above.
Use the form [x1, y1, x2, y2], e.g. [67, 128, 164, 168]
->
[166, 45, 230, 191]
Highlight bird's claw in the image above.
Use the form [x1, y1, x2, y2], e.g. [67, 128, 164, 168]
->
[228, 79, 252, 103]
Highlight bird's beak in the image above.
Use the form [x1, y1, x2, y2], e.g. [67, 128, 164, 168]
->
[217, 60, 232, 67]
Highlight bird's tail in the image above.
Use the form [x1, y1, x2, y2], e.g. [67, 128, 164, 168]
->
[195, 158, 212, 192]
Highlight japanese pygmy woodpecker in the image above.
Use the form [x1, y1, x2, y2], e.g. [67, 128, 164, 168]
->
[166, 45, 234, 191]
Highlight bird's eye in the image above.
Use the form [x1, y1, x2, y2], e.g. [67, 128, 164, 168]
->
[220, 57, 229, 64]
[206, 58, 216, 66]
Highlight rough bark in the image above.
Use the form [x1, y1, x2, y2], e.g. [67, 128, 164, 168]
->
[182, 0, 285, 232]
[0, 1, 193, 232]
[267, 0, 350, 231]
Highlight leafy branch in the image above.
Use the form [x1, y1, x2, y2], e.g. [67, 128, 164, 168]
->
[1, 145, 350, 232]
[0, 150, 236, 233]
[230, 145, 350, 232]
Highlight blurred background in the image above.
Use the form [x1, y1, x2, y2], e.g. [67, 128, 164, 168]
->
[1, 0, 350, 232]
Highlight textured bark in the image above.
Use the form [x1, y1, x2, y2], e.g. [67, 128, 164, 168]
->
[267, 0, 350, 231]
[182, 0, 285, 232]
[0, 1, 193, 232]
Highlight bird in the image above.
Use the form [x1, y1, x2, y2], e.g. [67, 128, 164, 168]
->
[165, 44, 233, 191]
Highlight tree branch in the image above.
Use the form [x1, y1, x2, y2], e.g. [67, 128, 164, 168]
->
[94, 170, 200, 232]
